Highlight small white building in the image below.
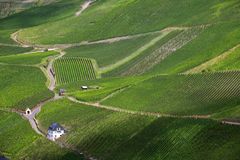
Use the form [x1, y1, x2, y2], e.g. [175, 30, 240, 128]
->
[47, 123, 65, 141]
[81, 86, 88, 90]
[25, 108, 31, 115]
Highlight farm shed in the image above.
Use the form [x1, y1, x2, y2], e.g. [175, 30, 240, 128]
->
[81, 86, 88, 90]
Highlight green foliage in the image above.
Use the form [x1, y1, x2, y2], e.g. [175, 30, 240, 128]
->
[54, 57, 97, 85]
[38, 99, 240, 160]
[0, 51, 58, 65]
[0, 45, 33, 57]
[103, 72, 240, 117]
[0, 65, 53, 109]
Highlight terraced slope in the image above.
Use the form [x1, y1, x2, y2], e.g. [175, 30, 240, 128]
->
[0, 111, 82, 160]
[38, 99, 240, 160]
[54, 57, 98, 85]
[103, 72, 240, 117]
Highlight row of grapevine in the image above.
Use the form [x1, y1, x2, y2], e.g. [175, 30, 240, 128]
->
[53, 57, 97, 85]
[121, 26, 206, 76]
[103, 71, 240, 115]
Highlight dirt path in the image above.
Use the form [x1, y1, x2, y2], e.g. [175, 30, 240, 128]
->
[68, 96, 240, 126]
[222, 121, 240, 126]
[75, 0, 95, 16]
[67, 96, 211, 120]
[11, 27, 188, 50]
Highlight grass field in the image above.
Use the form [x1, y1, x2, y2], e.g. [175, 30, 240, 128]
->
[54, 57, 98, 85]
[64, 34, 161, 67]
[37, 99, 240, 160]
[0, 45, 33, 56]
[208, 45, 240, 71]
[0, 65, 53, 110]
[0, 111, 82, 160]
[17, 0, 240, 44]
[103, 72, 240, 117]
[0, 29, 17, 44]
[0, 51, 58, 65]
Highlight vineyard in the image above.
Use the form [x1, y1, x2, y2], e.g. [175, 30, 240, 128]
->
[0, 65, 53, 110]
[121, 27, 205, 76]
[64, 34, 161, 68]
[38, 99, 240, 160]
[103, 71, 240, 116]
[54, 57, 98, 85]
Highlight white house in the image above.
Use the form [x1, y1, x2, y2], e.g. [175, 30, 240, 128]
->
[47, 123, 65, 141]
[25, 108, 31, 115]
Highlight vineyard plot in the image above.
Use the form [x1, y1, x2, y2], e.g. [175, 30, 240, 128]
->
[121, 27, 205, 76]
[53, 57, 98, 85]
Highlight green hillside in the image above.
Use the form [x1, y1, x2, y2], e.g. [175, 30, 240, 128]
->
[102, 72, 240, 117]
[17, 0, 240, 44]
[37, 99, 240, 160]
[1, 0, 240, 159]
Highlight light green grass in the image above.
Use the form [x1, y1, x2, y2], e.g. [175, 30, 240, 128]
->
[18, 0, 240, 44]
[0, 65, 53, 109]
[0, 51, 58, 65]
[0, 111, 82, 160]
[209, 46, 240, 71]
[103, 72, 240, 117]
[54, 57, 98, 85]
[38, 99, 240, 160]
[64, 34, 161, 67]
[0, 45, 33, 57]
